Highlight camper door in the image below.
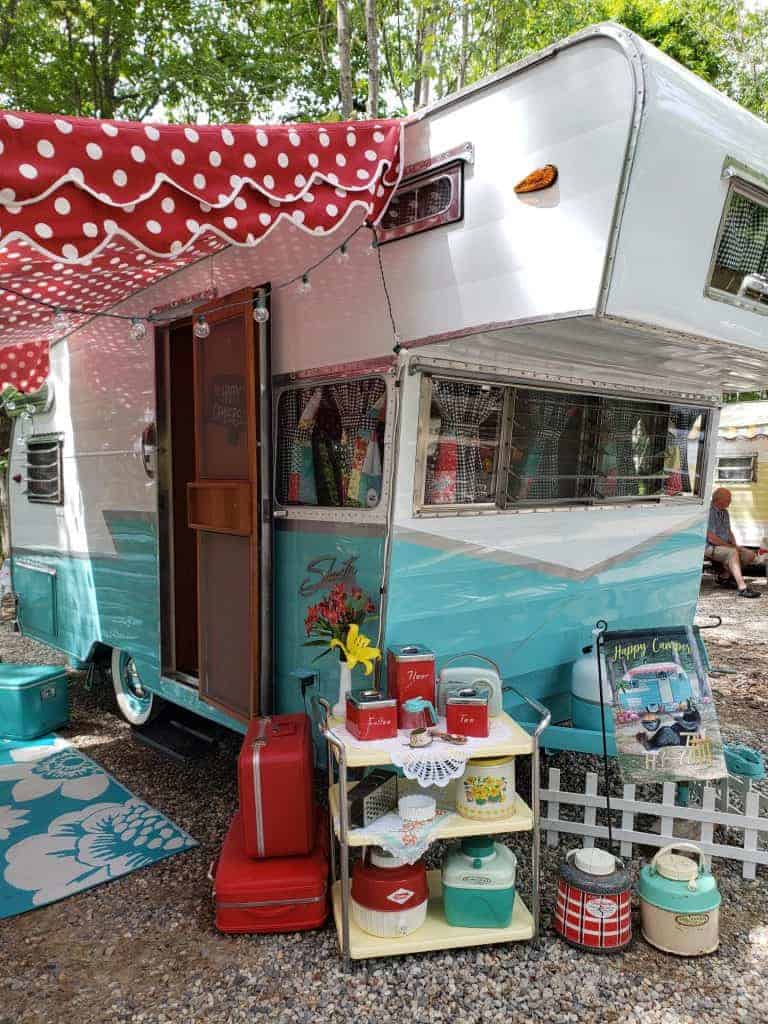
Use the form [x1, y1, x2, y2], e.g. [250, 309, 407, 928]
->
[159, 289, 262, 722]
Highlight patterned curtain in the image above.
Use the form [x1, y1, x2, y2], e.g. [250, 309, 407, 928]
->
[279, 387, 321, 505]
[717, 193, 768, 275]
[665, 407, 701, 495]
[602, 402, 642, 497]
[516, 397, 573, 501]
[427, 381, 503, 504]
[332, 378, 386, 506]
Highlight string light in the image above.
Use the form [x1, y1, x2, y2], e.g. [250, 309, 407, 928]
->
[130, 317, 148, 341]
[0, 222, 396, 346]
[193, 314, 210, 339]
[252, 297, 269, 324]
[53, 308, 70, 332]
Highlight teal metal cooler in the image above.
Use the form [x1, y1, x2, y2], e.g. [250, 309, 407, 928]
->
[0, 665, 69, 739]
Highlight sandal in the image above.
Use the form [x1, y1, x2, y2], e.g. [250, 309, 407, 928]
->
[737, 587, 762, 598]
[716, 576, 737, 589]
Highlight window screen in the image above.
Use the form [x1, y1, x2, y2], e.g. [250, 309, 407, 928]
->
[418, 378, 709, 511]
[716, 455, 756, 483]
[276, 377, 386, 509]
[26, 435, 63, 505]
[710, 187, 768, 306]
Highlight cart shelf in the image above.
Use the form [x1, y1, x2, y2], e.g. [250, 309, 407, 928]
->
[327, 711, 534, 767]
[331, 869, 534, 959]
[329, 784, 534, 846]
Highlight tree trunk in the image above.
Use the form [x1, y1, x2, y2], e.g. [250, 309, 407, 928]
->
[365, 0, 379, 118]
[337, 0, 354, 119]
[459, 1, 469, 89]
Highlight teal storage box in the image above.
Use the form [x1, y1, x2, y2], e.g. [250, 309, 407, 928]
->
[0, 664, 69, 740]
[442, 837, 517, 929]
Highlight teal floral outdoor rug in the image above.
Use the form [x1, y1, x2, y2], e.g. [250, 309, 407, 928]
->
[0, 735, 197, 918]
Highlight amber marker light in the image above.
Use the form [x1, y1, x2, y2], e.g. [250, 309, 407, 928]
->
[514, 164, 559, 194]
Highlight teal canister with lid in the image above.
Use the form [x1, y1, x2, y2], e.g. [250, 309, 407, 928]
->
[639, 843, 721, 955]
[442, 837, 517, 928]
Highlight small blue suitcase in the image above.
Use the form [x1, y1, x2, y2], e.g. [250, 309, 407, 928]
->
[0, 665, 69, 740]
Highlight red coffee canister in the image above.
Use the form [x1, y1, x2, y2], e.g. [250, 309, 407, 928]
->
[386, 644, 436, 729]
[346, 691, 398, 741]
[446, 690, 489, 738]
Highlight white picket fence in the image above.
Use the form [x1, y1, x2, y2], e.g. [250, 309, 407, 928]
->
[541, 768, 768, 879]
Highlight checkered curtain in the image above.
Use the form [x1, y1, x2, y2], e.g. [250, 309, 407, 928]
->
[427, 380, 502, 504]
[278, 387, 319, 504]
[666, 407, 700, 495]
[516, 398, 573, 500]
[603, 402, 642, 496]
[332, 378, 386, 505]
[717, 193, 768, 274]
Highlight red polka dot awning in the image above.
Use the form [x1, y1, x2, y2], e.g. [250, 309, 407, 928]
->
[0, 109, 404, 390]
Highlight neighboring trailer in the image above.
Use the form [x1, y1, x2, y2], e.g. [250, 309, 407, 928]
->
[8, 24, 768, 751]
[714, 401, 768, 548]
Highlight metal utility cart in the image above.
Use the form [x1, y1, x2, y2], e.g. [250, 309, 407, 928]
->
[315, 692, 550, 960]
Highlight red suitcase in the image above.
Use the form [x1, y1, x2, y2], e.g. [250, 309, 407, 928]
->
[214, 811, 329, 934]
[237, 714, 315, 858]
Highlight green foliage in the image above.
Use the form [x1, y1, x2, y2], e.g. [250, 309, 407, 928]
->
[0, 0, 765, 122]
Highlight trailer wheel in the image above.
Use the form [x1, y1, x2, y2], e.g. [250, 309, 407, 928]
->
[110, 648, 159, 726]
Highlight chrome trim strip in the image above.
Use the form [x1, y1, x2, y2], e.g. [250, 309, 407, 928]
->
[218, 888, 327, 909]
[252, 717, 269, 858]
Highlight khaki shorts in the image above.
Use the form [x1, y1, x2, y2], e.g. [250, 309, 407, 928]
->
[706, 545, 745, 564]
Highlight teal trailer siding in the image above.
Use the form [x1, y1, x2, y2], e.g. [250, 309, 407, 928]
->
[273, 521, 386, 715]
[384, 517, 706, 730]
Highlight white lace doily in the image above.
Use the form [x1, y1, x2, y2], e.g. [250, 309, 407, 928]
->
[389, 748, 468, 787]
[328, 716, 514, 789]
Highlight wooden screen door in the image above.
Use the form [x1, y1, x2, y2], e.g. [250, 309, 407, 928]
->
[188, 290, 260, 722]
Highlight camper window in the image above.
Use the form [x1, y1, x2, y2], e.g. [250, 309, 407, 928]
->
[708, 183, 768, 311]
[275, 377, 386, 509]
[716, 454, 757, 483]
[416, 376, 709, 512]
[26, 434, 63, 505]
[378, 162, 463, 244]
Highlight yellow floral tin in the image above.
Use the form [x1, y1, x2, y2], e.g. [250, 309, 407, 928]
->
[456, 756, 516, 820]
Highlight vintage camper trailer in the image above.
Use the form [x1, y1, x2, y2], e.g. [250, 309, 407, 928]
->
[714, 401, 768, 548]
[6, 23, 768, 754]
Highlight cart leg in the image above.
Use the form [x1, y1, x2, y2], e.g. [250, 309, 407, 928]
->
[531, 738, 541, 943]
[338, 755, 351, 961]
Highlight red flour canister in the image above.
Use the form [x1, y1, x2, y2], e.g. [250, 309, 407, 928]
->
[554, 848, 632, 952]
[446, 690, 490, 738]
[386, 644, 436, 728]
[346, 690, 398, 741]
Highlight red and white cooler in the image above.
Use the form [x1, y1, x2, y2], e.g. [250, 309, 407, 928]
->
[237, 714, 315, 859]
[554, 848, 632, 952]
[351, 847, 428, 937]
[213, 811, 329, 934]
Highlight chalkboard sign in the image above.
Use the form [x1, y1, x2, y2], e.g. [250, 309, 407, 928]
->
[600, 626, 726, 784]
[206, 374, 246, 444]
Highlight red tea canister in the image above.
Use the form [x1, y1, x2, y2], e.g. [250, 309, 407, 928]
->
[346, 691, 398, 741]
[386, 644, 436, 728]
[446, 690, 490, 738]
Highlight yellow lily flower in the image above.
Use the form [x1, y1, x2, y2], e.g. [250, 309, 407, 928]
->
[330, 624, 381, 676]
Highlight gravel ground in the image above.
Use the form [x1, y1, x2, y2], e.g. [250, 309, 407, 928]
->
[1, 579, 767, 1024]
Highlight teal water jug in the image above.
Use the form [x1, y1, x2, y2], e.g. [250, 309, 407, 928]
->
[639, 843, 721, 956]
[442, 837, 517, 929]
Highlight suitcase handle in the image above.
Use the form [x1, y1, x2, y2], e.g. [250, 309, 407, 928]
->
[269, 720, 296, 738]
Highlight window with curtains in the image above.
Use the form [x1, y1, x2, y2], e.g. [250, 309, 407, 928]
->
[276, 377, 387, 509]
[708, 183, 768, 310]
[417, 376, 710, 511]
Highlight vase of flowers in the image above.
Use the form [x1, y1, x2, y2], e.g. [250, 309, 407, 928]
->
[304, 583, 381, 717]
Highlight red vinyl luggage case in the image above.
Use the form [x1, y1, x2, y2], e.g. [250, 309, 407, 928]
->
[237, 713, 315, 858]
[214, 811, 329, 934]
